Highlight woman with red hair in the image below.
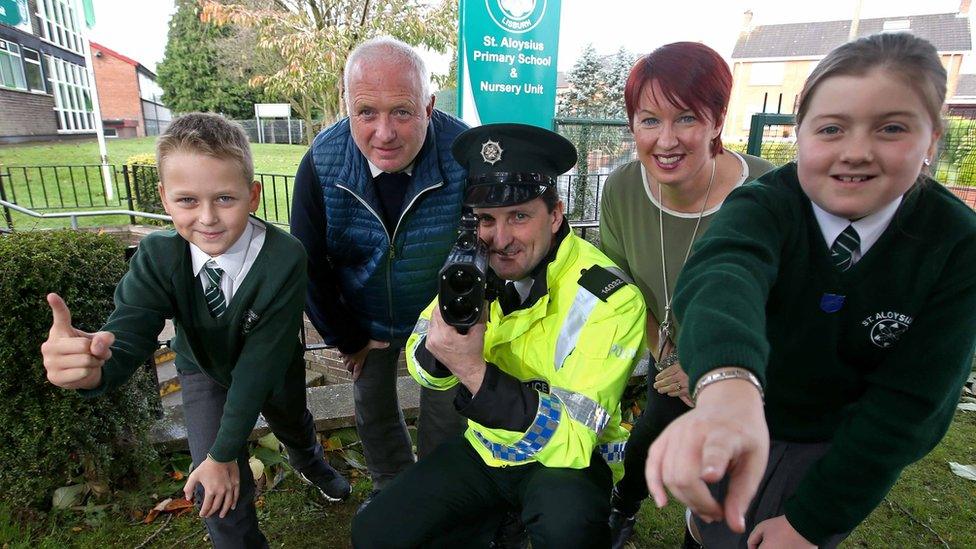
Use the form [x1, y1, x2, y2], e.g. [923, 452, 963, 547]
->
[599, 41, 773, 548]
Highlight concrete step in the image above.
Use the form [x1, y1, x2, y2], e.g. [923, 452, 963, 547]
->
[149, 376, 421, 451]
[154, 359, 327, 408]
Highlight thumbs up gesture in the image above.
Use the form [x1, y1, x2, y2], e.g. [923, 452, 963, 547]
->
[40, 293, 113, 390]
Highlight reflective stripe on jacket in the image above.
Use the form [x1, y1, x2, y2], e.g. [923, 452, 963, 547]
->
[406, 232, 646, 481]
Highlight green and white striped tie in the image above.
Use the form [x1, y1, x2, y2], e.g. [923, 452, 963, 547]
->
[204, 260, 227, 318]
[830, 225, 860, 272]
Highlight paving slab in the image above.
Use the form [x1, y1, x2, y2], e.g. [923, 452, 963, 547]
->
[149, 376, 421, 451]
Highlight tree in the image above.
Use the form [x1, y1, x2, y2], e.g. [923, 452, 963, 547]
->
[157, 0, 265, 119]
[557, 45, 638, 219]
[200, 0, 458, 142]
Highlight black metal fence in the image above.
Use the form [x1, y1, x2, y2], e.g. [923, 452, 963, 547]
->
[0, 163, 297, 231]
[0, 161, 607, 232]
[1, 164, 132, 212]
[553, 117, 636, 230]
[7, 113, 975, 231]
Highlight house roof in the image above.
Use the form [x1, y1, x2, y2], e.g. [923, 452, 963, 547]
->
[733, 12, 972, 59]
[89, 41, 157, 78]
[954, 73, 976, 97]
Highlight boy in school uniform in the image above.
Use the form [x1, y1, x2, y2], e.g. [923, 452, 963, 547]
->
[41, 113, 350, 548]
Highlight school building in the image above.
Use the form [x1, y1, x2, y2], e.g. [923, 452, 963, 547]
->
[1, 0, 97, 144]
[90, 40, 171, 138]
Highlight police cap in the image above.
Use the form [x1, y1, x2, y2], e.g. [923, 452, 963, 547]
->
[451, 123, 577, 208]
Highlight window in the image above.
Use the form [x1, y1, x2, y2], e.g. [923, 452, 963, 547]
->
[0, 40, 28, 90]
[882, 20, 911, 32]
[22, 48, 45, 92]
[138, 72, 164, 103]
[35, 0, 84, 54]
[103, 128, 117, 138]
[47, 56, 94, 132]
[748, 62, 785, 86]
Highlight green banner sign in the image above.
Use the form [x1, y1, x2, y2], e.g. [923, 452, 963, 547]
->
[82, 0, 96, 28]
[457, 0, 562, 129]
[0, 0, 25, 27]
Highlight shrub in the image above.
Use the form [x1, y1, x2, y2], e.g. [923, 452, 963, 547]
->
[940, 116, 976, 165]
[0, 231, 156, 509]
[759, 141, 797, 166]
[722, 141, 796, 166]
[724, 141, 747, 155]
[124, 154, 167, 226]
[953, 147, 976, 187]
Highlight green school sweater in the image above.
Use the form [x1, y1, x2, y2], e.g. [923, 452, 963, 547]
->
[83, 220, 307, 462]
[674, 163, 976, 544]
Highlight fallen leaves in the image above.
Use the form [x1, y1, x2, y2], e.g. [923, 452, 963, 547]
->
[948, 462, 976, 482]
[143, 497, 195, 524]
[52, 484, 87, 510]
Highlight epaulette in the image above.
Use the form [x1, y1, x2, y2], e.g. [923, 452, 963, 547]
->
[577, 265, 631, 302]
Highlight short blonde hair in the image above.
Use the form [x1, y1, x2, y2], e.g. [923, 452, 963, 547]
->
[156, 112, 255, 185]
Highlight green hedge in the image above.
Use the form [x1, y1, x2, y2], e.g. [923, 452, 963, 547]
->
[723, 141, 796, 166]
[125, 154, 168, 225]
[0, 231, 156, 509]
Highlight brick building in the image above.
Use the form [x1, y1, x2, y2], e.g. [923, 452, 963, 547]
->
[1, 0, 97, 143]
[89, 41, 170, 138]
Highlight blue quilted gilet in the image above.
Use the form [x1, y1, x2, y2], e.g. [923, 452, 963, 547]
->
[310, 110, 468, 340]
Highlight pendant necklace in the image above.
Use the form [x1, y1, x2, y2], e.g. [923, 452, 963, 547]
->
[655, 157, 716, 370]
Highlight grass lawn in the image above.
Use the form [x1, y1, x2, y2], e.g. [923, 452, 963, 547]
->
[0, 138, 308, 230]
[0, 137, 308, 175]
[3, 411, 973, 548]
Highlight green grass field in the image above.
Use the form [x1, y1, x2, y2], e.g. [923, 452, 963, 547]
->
[0, 137, 307, 175]
[2, 411, 973, 548]
[0, 138, 308, 230]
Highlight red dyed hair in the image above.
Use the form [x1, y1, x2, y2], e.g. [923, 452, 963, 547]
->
[624, 42, 733, 156]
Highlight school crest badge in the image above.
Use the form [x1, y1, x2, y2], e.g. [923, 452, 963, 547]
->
[861, 311, 913, 348]
[241, 309, 261, 335]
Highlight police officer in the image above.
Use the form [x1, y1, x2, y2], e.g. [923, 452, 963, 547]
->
[351, 123, 647, 548]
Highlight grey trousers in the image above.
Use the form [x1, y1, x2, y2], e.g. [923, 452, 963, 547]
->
[354, 341, 467, 489]
[695, 440, 850, 549]
[180, 365, 325, 549]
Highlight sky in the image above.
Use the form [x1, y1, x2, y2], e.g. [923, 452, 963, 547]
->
[88, 0, 969, 77]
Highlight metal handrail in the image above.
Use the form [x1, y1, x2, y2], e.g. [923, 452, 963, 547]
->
[0, 199, 172, 229]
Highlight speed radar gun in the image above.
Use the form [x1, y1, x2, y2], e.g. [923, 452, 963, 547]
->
[438, 213, 494, 333]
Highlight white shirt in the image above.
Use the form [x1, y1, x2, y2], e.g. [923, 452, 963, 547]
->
[812, 196, 902, 264]
[190, 217, 266, 305]
[367, 160, 414, 178]
[511, 277, 534, 303]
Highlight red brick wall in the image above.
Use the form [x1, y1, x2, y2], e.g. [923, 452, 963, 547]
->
[946, 185, 976, 209]
[91, 50, 143, 137]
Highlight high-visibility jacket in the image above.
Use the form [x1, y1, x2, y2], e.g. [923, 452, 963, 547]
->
[406, 232, 646, 481]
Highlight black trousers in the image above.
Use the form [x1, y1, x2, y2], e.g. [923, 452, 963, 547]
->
[695, 440, 849, 548]
[352, 435, 613, 549]
[613, 379, 691, 515]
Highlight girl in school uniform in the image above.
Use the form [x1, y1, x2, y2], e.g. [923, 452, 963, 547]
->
[644, 31, 976, 548]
